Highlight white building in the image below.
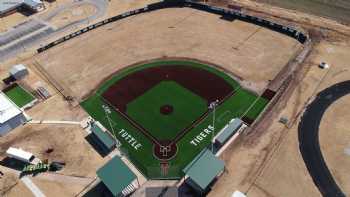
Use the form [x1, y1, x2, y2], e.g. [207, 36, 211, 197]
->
[0, 93, 27, 136]
[10, 64, 29, 80]
[0, 0, 44, 16]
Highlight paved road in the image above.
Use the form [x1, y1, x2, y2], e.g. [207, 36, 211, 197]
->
[298, 80, 350, 197]
[0, 0, 107, 62]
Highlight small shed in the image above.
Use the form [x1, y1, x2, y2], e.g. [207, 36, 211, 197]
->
[9, 64, 29, 80]
[97, 156, 137, 197]
[90, 122, 116, 154]
[23, 0, 44, 11]
[183, 148, 225, 193]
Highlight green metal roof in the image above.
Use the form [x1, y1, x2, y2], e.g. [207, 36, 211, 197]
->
[97, 156, 136, 196]
[91, 123, 116, 150]
[216, 118, 242, 144]
[183, 148, 224, 190]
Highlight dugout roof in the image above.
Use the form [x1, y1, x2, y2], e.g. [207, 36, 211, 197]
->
[97, 156, 136, 196]
[91, 122, 116, 150]
[183, 148, 224, 190]
[215, 118, 243, 145]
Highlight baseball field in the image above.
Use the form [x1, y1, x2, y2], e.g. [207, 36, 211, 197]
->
[81, 60, 268, 179]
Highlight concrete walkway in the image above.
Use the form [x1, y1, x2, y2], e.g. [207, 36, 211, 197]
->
[21, 176, 47, 197]
[28, 120, 81, 125]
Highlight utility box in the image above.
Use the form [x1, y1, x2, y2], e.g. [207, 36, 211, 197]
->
[9, 64, 29, 80]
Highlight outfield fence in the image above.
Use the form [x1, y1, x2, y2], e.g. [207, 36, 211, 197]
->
[37, 0, 309, 53]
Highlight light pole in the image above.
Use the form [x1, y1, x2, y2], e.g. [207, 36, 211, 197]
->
[209, 99, 219, 153]
[102, 104, 115, 134]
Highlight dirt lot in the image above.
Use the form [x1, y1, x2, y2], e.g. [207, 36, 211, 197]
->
[0, 13, 27, 33]
[0, 94, 106, 177]
[48, 4, 98, 28]
[35, 7, 301, 101]
[0, 94, 109, 196]
[209, 39, 350, 197]
[0, 172, 34, 197]
[31, 176, 93, 197]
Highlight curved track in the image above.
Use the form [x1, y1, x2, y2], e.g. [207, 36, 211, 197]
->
[298, 80, 350, 197]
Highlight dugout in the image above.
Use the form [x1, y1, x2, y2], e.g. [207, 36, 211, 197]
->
[90, 122, 116, 155]
[97, 156, 138, 197]
[213, 118, 243, 147]
[183, 148, 225, 194]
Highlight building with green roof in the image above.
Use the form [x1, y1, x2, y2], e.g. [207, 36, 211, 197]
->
[97, 156, 137, 197]
[90, 122, 116, 154]
[183, 148, 225, 193]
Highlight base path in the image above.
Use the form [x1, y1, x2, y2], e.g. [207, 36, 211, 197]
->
[298, 80, 350, 197]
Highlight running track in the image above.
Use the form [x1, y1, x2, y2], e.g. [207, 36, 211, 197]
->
[298, 80, 350, 197]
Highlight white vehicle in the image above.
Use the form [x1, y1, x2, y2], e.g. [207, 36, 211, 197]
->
[319, 62, 330, 69]
[6, 147, 35, 163]
[232, 191, 247, 197]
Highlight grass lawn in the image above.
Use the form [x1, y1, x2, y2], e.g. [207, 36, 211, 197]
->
[4, 84, 35, 108]
[127, 81, 207, 141]
[81, 60, 269, 179]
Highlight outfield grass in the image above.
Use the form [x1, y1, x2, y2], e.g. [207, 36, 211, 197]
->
[81, 60, 269, 179]
[127, 81, 207, 141]
[4, 84, 35, 108]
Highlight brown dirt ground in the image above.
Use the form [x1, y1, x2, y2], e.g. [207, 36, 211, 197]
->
[105, 0, 159, 18]
[0, 94, 109, 195]
[31, 178, 87, 197]
[48, 4, 97, 29]
[0, 13, 27, 33]
[0, 95, 107, 178]
[34, 7, 301, 101]
[209, 40, 350, 197]
[1, 178, 34, 197]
